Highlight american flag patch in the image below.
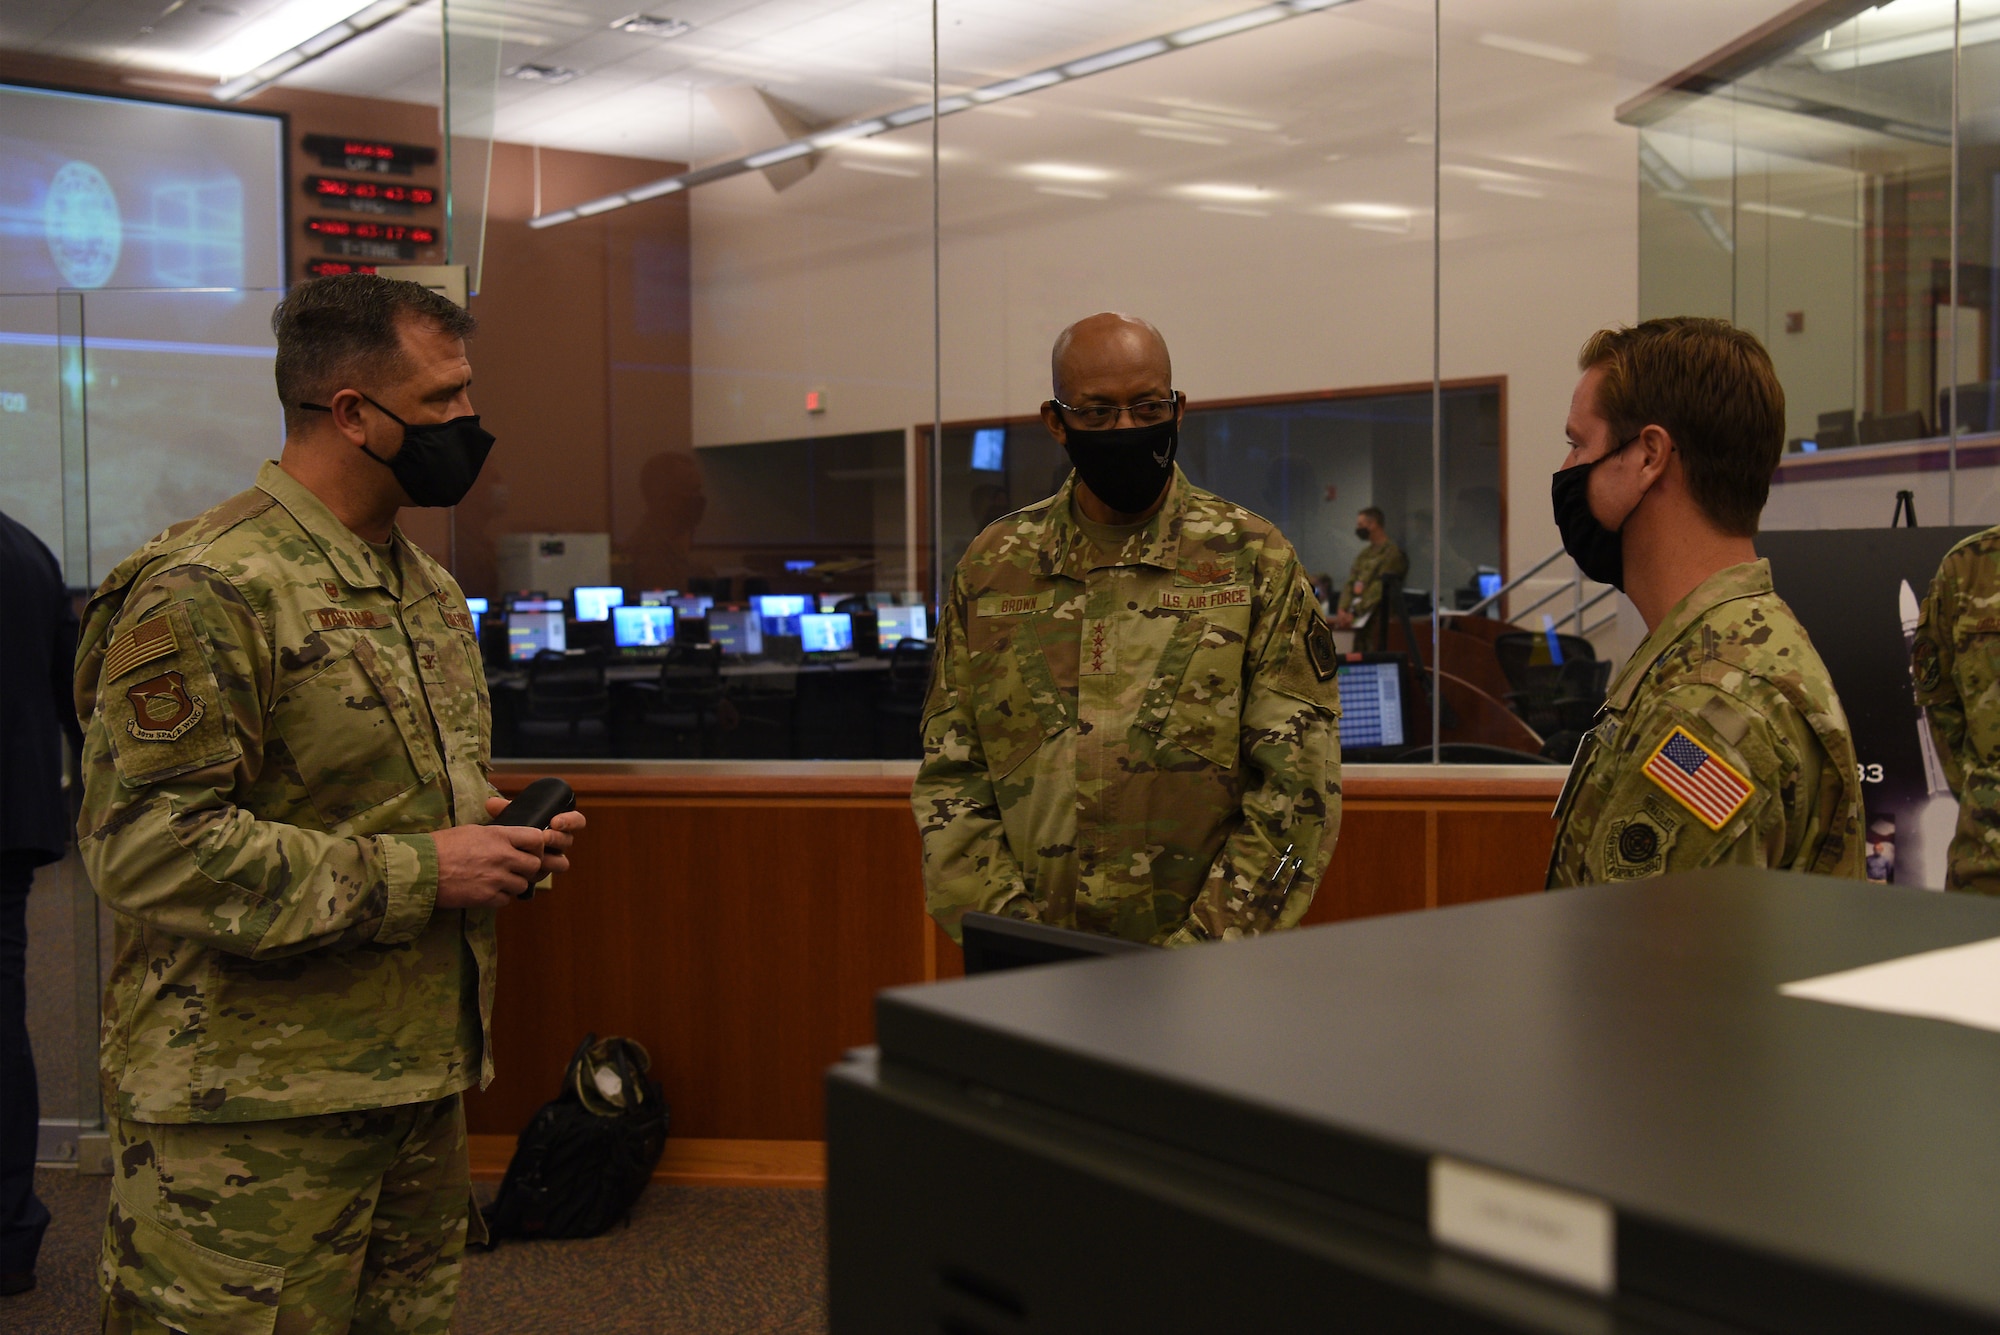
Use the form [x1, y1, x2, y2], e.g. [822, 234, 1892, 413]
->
[1643, 726, 1754, 831]
[101, 614, 179, 682]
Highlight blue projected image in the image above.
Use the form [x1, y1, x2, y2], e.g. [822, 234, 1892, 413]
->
[44, 161, 121, 287]
[151, 179, 246, 287]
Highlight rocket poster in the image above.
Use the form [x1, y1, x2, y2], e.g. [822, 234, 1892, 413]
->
[1759, 527, 1982, 889]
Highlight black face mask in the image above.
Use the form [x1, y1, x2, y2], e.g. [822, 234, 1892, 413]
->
[302, 393, 495, 508]
[1550, 437, 1638, 590]
[1354, 526, 1371, 542]
[1061, 416, 1178, 516]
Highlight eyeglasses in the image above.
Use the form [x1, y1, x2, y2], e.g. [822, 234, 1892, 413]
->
[1050, 393, 1180, 431]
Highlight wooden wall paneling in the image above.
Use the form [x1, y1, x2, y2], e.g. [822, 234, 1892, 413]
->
[464, 792, 928, 1142]
[1435, 806, 1559, 906]
[1305, 805, 1430, 924]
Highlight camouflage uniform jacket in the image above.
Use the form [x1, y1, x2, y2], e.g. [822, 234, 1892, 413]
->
[914, 467, 1343, 948]
[75, 461, 499, 1123]
[1546, 559, 1863, 888]
[1913, 525, 2000, 894]
[1337, 539, 1409, 624]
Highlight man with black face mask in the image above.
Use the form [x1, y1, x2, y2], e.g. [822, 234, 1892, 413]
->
[1545, 318, 1861, 888]
[1332, 506, 1408, 642]
[914, 313, 1342, 947]
[74, 275, 584, 1332]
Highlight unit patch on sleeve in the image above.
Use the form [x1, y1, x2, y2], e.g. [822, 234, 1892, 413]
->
[124, 671, 205, 742]
[1642, 725, 1753, 831]
[101, 614, 180, 683]
[1305, 616, 1338, 682]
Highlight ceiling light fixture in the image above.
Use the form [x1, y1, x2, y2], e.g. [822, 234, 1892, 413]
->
[1476, 32, 1591, 65]
[211, 0, 428, 102]
[609, 13, 691, 38]
[531, 0, 1355, 228]
[1324, 202, 1412, 220]
[1020, 163, 1113, 182]
[1180, 183, 1272, 202]
[507, 63, 579, 84]
[1811, 14, 2000, 71]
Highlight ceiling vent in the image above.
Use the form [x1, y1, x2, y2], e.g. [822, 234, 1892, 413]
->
[507, 63, 579, 84]
[610, 14, 692, 38]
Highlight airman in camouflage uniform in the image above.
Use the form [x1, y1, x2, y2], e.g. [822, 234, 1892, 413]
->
[1546, 560, 1863, 886]
[1334, 508, 1408, 633]
[1546, 318, 1862, 889]
[916, 467, 1343, 947]
[77, 276, 573, 1333]
[1913, 526, 2000, 894]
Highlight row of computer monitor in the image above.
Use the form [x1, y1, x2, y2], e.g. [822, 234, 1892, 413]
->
[465, 588, 930, 663]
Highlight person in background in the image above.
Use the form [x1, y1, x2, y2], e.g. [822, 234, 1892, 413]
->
[1545, 318, 1862, 887]
[1911, 528, 2000, 895]
[76, 275, 584, 1332]
[914, 312, 1342, 947]
[0, 508, 80, 1300]
[1332, 507, 1408, 640]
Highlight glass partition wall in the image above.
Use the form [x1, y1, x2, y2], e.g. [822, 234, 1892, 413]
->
[25, 0, 1999, 771]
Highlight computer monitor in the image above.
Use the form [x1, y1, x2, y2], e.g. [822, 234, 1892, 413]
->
[507, 611, 566, 661]
[465, 597, 487, 639]
[639, 589, 674, 606]
[800, 612, 854, 654]
[509, 596, 563, 614]
[815, 592, 849, 613]
[970, 427, 1006, 472]
[572, 585, 624, 622]
[668, 595, 714, 618]
[1476, 569, 1503, 602]
[756, 594, 809, 636]
[959, 912, 1155, 975]
[707, 609, 764, 656]
[876, 604, 929, 649]
[1335, 653, 1410, 753]
[611, 604, 674, 649]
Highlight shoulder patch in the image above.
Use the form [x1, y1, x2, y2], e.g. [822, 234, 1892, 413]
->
[1642, 725, 1754, 831]
[1914, 634, 1942, 693]
[1696, 695, 1751, 747]
[1305, 616, 1338, 682]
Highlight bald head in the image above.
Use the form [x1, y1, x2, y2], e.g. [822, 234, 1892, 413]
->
[1050, 312, 1172, 404]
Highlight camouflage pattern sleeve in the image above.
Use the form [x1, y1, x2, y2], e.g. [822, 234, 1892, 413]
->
[1168, 563, 1342, 945]
[76, 564, 439, 959]
[1576, 684, 1822, 882]
[1914, 556, 1966, 796]
[911, 577, 1034, 942]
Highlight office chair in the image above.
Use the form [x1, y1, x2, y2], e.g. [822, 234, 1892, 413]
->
[522, 649, 611, 755]
[875, 637, 934, 759]
[624, 642, 727, 757]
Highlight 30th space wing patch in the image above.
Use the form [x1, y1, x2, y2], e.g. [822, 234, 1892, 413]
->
[101, 614, 180, 683]
[1642, 726, 1753, 831]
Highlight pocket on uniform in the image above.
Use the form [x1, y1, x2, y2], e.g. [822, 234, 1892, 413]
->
[1139, 616, 1243, 769]
[967, 613, 1070, 779]
[101, 1188, 283, 1335]
[276, 635, 433, 828]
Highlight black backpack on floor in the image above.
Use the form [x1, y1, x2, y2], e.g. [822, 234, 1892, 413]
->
[478, 1034, 670, 1245]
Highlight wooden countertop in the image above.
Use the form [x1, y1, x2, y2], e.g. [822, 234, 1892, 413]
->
[491, 760, 1569, 801]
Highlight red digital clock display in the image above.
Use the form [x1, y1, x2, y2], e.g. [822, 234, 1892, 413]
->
[305, 260, 379, 277]
[306, 175, 437, 207]
[307, 217, 439, 245]
[300, 134, 439, 176]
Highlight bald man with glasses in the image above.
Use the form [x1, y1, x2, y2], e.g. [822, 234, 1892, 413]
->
[913, 312, 1343, 948]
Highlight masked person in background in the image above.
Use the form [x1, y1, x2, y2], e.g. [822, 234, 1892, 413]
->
[913, 312, 1343, 947]
[76, 275, 585, 1333]
[1331, 506, 1408, 643]
[1545, 317, 1862, 888]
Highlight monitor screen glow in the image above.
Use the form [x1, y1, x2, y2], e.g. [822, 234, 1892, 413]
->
[707, 609, 764, 656]
[1335, 660, 1404, 750]
[756, 594, 809, 636]
[800, 612, 854, 654]
[510, 597, 563, 614]
[971, 427, 1006, 472]
[507, 612, 566, 661]
[572, 586, 624, 622]
[876, 605, 929, 648]
[612, 605, 674, 648]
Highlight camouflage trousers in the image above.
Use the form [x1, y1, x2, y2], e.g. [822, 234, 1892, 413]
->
[100, 1094, 475, 1334]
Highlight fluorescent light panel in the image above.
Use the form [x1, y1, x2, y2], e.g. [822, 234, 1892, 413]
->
[213, 0, 429, 101]
[531, 0, 1357, 229]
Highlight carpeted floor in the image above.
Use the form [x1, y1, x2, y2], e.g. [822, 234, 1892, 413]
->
[6, 1168, 828, 1333]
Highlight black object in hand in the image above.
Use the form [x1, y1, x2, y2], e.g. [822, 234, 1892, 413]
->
[495, 778, 576, 899]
